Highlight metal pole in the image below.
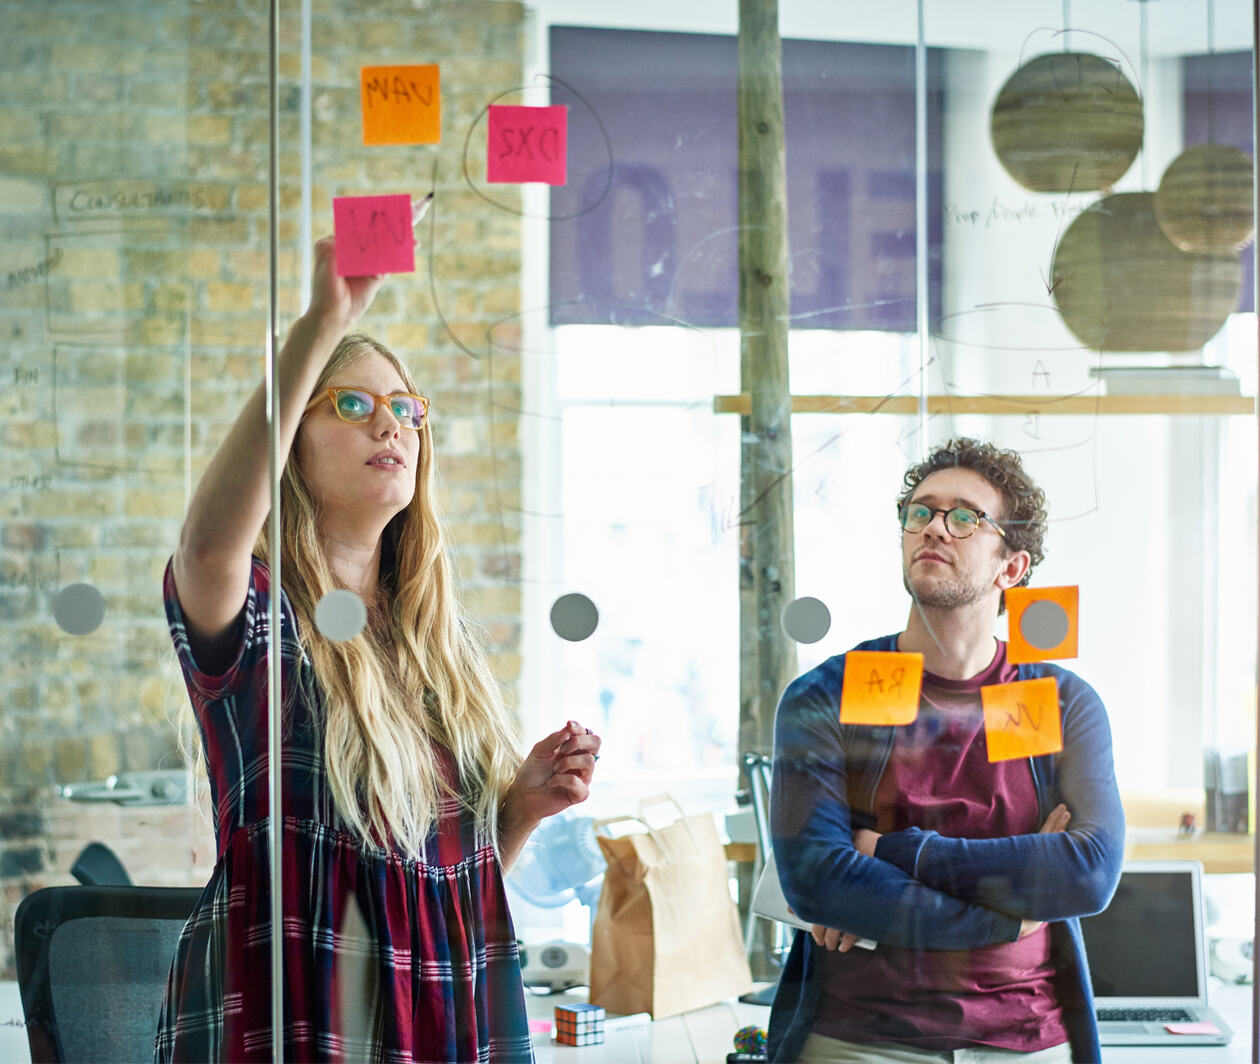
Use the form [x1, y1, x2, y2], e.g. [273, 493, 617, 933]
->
[267, 0, 284, 1059]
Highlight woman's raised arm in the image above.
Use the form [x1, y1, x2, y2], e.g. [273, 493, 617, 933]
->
[172, 238, 382, 667]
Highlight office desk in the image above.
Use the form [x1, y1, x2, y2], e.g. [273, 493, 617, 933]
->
[2, 977, 1249, 1063]
[529, 989, 771, 1063]
[529, 983, 1255, 1063]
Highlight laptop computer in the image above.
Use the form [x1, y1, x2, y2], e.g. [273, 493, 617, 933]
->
[1081, 860, 1232, 1046]
[751, 851, 876, 949]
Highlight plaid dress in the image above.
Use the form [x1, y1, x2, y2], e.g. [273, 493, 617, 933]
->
[155, 558, 533, 1063]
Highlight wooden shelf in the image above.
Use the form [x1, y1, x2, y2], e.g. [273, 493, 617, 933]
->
[713, 394, 1256, 416]
[1126, 832, 1254, 875]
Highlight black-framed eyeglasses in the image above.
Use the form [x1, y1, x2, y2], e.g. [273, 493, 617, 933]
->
[898, 501, 1006, 540]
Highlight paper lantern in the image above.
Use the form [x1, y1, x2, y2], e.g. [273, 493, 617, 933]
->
[1154, 144, 1255, 252]
[991, 52, 1143, 192]
[1051, 192, 1242, 351]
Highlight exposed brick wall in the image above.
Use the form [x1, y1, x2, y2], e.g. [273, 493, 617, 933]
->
[0, 0, 526, 976]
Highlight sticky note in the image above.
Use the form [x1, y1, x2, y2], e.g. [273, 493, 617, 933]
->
[361, 65, 440, 145]
[840, 651, 923, 726]
[1165, 1022, 1221, 1035]
[981, 677, 1063, 762]
[332, 195, 415, 277]
[486, 105, 568, 185]
[1006, 585, 1078, 663]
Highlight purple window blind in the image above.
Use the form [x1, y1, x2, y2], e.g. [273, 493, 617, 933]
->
[1183, 50, 1255, 312]
[548, 27, 944, 330]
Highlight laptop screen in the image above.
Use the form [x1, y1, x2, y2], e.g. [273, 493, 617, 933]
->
[1080, 868, 1200, 999]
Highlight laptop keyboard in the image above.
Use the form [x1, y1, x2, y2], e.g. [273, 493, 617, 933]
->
[1096, 1007, 1196, 1023]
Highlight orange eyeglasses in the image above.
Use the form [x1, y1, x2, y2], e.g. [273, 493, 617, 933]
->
[304, 388, 430, 430]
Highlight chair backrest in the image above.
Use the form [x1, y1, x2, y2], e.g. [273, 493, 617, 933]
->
[14, 885, 202, 1064]
[741, 751, 773, 863]
[69, 843, 132, 887]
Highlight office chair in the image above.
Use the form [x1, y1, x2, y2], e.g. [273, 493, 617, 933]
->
[740, 751, 791, 1005]
[69, 843, 132, 887]
[14, 884, 202, 1063]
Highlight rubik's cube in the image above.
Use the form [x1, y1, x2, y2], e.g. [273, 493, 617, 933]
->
[554, 1003, 605, 1046]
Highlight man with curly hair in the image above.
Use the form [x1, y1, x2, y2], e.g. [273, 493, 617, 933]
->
[767, 438, 1124, 1063]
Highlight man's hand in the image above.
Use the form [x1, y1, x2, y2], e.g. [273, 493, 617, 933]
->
[806, 828, 882, 952]
[1019, 803, 1073, 938]
[811, 924, 862, 953]
[853, 827, 881, 857]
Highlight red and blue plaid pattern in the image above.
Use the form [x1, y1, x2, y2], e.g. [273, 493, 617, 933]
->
[156, 558, 533, 1062]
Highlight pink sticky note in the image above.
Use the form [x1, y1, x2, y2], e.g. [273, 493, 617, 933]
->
[332, 194, 415, 276]
[527, 1019, 553, 1035]
[487, 105, 568, 185]
[1164, 1021, 1221, 1035]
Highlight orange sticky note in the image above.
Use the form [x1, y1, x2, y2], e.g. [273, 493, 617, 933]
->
[839, 651, 923, 726]
[1006, 586, 1078, 663]
[981, 677, 1063, 762]
[361, 65, 440, 145]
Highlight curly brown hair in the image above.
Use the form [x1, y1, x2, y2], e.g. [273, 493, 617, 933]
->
[897, 438, 1047, 589]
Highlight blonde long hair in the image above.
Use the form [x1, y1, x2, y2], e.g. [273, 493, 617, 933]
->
[257, 334, 521, 856]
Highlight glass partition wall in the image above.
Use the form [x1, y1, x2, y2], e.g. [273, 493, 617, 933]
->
[0, 0, 231, 960]
[1, 0, 1256, 1060]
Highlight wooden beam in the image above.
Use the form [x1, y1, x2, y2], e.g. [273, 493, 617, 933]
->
[737, 0, 796, 768]
[714, 393, 1256, 416]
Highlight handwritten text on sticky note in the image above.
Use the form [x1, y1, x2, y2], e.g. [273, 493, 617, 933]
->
[332, 195, 415, 277]
[839, 651, 923, 726]
[486, 105, 568, 185]
[981, 676, 1063, 762]
[361, 65, 440, 145]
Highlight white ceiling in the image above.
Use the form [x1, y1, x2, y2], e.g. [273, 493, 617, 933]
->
[527, 0, 1254, 57]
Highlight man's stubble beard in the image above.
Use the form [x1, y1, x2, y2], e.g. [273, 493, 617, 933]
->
[902, 567, 991, 611]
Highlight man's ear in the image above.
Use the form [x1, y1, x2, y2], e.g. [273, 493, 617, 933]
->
[995, 549, 1032, 591]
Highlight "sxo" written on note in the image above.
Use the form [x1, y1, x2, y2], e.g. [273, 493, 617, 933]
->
[486, 105, 568, 185]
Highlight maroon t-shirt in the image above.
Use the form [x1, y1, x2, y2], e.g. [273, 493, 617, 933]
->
[812, 641, 1069, 1051]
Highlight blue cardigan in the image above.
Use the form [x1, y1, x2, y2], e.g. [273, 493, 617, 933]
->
[767, 634, 1125, 1064]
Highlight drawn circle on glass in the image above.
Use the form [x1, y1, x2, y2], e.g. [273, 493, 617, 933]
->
[1019, 599, 1071, 650]
[781, 596, 831, 644]
[314, 589, 368, 642]
[550, 592, 599, 642]
[52, 582, 106, 636]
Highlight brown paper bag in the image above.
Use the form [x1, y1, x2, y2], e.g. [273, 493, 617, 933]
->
[588, 795, 753, 1018]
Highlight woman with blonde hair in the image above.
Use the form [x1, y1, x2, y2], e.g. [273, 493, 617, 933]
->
[156, 236, 599, 1061]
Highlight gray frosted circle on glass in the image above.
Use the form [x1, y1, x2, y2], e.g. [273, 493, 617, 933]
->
[1020, 599, 1070, 649]
[52, 583, 106, 636]
[314, 589, 367, 642]
[550, 593, 599, 642]
[781, 596, 831, 644]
